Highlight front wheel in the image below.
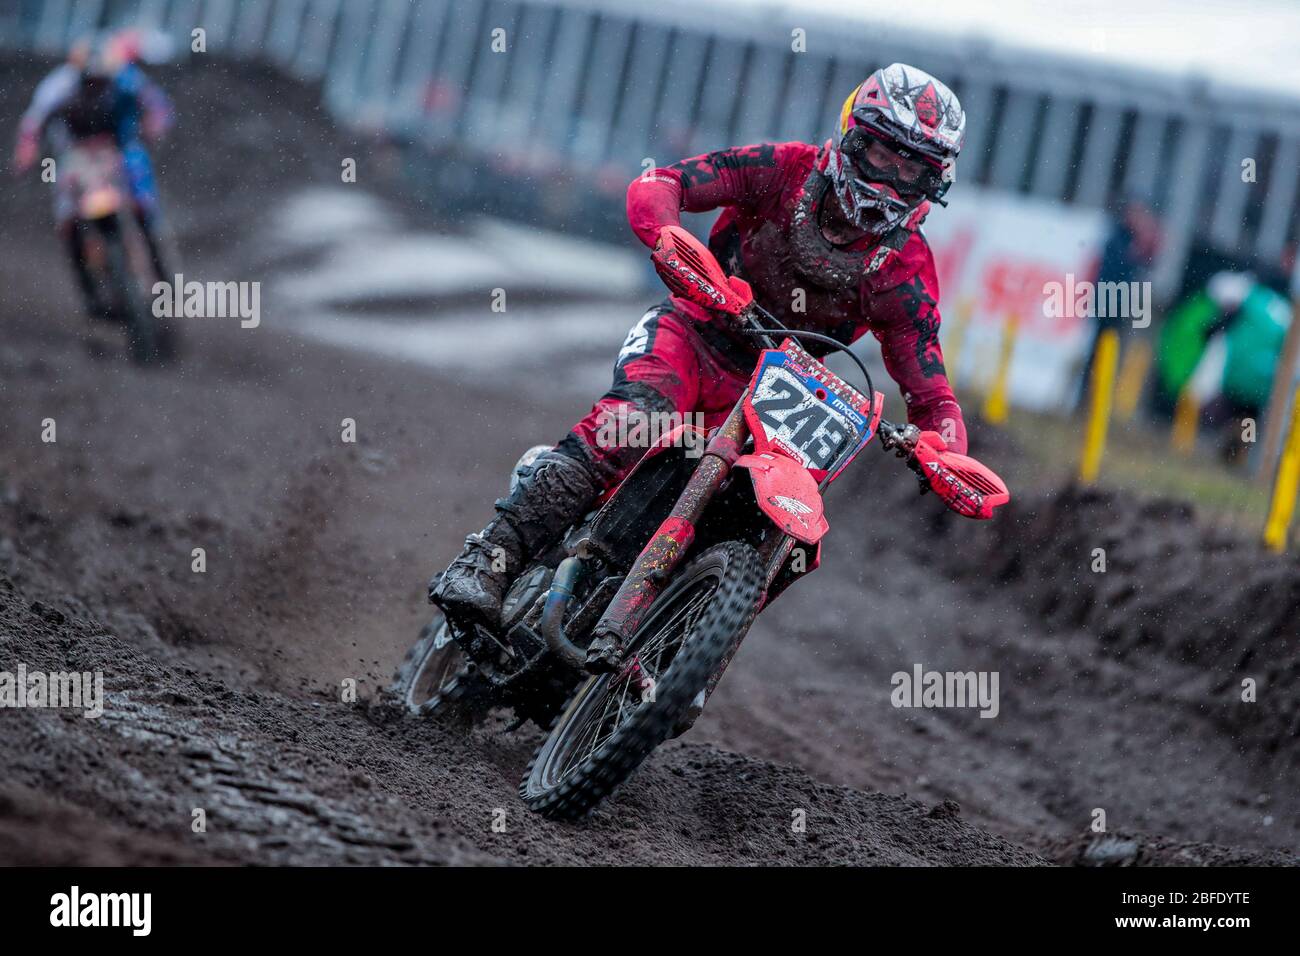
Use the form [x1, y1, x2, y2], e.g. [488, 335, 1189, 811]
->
[100, 217, 157, 364]
[520, 542, 764, 820]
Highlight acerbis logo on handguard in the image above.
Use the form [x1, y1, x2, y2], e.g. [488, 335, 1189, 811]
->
[666, 255, 729, 308]
[927, 459, 986, 514]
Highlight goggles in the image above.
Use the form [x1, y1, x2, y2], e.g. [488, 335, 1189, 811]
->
[841, 126, 952, 205]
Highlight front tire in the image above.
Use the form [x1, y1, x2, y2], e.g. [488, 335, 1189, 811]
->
[101, 218, 157, 364]
[520, 542, 764, 820]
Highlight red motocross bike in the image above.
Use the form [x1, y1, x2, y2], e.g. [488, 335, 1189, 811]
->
[392, 226, 1009, 820]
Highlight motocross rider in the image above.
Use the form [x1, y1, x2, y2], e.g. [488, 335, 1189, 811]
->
[12, 34, 174, 319]
[431, 64, 969, 669]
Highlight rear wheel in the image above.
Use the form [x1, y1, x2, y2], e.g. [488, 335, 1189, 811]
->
[520, 542, 764, 820]
[392, 563, 557, 720]
[389, 614, 492, 719]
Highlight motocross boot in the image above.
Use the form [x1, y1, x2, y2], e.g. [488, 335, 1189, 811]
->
[430, 450, 601, 630]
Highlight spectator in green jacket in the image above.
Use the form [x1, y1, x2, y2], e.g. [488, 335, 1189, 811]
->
[1155, 271, 1292, 455]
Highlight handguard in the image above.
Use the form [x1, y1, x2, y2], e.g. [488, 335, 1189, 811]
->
[910, 431, 1010, 520]
[651, 225, 753, 316]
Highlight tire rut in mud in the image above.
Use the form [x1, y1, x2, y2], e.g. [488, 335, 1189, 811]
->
[0, 570, 1047, 865]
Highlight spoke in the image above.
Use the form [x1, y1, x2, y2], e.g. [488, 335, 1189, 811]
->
[589, 706, 624, 759]
[587, 716, 628, 755]
[616, 670, 632, 718]
[646, 617, 687, 676]
[569, 683, 613, 769]
[573, 714, 606, 770]
[636, 603, 693, 659]
[598, 681, 620, 723]
[557, 577, 722, 781]
[638, 586, 711, 663]
[591, 679, 630, 758]
[642, 588, 712, 677]
[568, 682, 629, 770]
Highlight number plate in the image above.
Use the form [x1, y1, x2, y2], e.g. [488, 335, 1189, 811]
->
[744, 346, 873, 473]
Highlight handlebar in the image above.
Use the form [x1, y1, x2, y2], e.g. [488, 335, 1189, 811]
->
[734, 302, 878, 406]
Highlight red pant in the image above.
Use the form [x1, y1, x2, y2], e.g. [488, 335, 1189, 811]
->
[557, 303, 750, 489]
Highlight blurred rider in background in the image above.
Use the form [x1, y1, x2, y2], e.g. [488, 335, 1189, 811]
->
[12, 31, 174, 319]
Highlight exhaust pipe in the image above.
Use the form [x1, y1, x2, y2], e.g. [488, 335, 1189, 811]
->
[538, 556, 589, 672]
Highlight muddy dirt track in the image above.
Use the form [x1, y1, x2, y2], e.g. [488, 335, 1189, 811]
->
[0, 55, 1296, 866]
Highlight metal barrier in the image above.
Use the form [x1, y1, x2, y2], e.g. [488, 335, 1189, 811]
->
[7, 0, 1300, 299]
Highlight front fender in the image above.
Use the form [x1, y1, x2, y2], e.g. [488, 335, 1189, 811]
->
[734, 451, 829, 545]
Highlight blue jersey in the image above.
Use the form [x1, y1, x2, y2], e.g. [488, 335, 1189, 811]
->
[16, 62, 173, 218]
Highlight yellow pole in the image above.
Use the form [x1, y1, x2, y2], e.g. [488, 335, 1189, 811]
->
[1170, 386, 1201, 456]
[1079, 328, 1119, 484]
[1257, 296, 1300, 485]
[1115, 338, 1152, 423]
[981, 313, 1018, 426]
[1262, 385, 1300, 552]
[945, 297, 974, 390]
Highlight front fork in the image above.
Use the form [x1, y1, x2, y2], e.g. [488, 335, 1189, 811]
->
[583, 398, 799, 718]
[586, 304, 790, 657]
[586, 399, 749, 659]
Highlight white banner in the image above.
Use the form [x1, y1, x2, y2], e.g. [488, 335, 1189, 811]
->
[925, 188, 1109, 410]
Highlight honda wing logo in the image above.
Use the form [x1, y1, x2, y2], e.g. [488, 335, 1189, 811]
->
[769, 494, 814, 529]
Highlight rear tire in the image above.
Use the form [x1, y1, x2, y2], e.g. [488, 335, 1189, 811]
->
[520, 542, 764, 820]
[390, 614, 492, 719]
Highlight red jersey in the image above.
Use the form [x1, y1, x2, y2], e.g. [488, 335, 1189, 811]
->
[626, 141, 967, 453]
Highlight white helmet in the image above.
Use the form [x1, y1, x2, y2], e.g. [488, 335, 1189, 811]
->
[827, 63, 966, 234]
